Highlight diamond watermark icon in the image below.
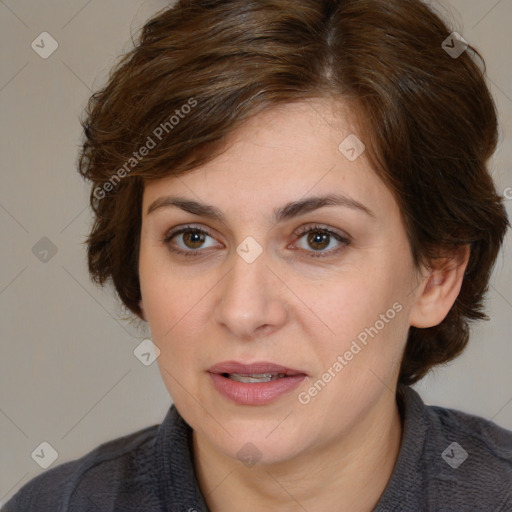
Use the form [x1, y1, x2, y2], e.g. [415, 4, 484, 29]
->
[442, 32, 468, 59]
[338, 134, 365, 162]
[31, 441, 59, 469]
[31, 32, 59, 59]
[32, 237, 58, 263]
[134, 338, 161, 366]
[442, 442, 468, 469]
[236, 236, 263, 264]
[236, 442, 262, 467]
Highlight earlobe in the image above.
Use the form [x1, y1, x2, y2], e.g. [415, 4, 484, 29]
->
[410, 245, 470, 328]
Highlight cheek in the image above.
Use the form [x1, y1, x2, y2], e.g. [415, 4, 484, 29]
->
[303, 288, 408, 415]
[316, 273, 393, 335]
[139, 266, 205, 401]
[308, 261, 412, 371]
[139, 240, 189, 328]
[138, 249, 216, 372]
[142, 280, 203, 355]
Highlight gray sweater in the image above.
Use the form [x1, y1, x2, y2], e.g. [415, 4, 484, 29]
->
[2, 385, 512, 511]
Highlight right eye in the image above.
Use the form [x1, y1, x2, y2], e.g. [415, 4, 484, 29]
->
[162, 224, 220, 257]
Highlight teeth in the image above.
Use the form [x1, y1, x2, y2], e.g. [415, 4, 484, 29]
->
[227, 373, 286, 383]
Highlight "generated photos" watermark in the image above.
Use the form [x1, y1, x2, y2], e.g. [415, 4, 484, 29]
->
[93, 97, 198, 200]
[298, 302, 403, 405]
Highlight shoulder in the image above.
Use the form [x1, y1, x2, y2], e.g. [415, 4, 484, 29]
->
[425, 399, 512, 469]
[421, 391, 512, 510]
[1, 423, 160, 512]
[380, 386, 512, 511]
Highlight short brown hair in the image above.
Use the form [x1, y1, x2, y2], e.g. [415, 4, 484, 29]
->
[78, 0, 509, 385]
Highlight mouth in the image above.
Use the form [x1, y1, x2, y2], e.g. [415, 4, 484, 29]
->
[207, 361, 307, 405]
[223, 373, 289, 383]
[208, 361, 307, 379]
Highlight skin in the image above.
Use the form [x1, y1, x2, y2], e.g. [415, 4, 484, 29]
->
[138, 98, 469, 512]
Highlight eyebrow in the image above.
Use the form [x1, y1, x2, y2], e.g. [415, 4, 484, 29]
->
[146, 193, 375, 223]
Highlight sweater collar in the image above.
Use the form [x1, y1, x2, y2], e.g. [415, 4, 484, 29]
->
[373, 384, 429, 511]
[153, 405, 209, 512]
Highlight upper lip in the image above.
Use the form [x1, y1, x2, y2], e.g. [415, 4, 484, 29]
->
[208, 361, 307, 376]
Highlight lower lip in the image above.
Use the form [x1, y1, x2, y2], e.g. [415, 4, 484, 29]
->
[209, 373, 307, 405]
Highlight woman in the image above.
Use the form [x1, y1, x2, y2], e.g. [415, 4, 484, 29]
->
[3, 0, 511, 510]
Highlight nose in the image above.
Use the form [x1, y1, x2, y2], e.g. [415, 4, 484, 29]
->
[214, 244, 289, 340]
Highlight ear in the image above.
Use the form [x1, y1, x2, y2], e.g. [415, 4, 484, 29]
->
[410, 245, 470, 328]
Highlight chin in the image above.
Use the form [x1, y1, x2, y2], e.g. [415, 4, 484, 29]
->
[222, 434, 308, 468]
[207, 415, 315, 466]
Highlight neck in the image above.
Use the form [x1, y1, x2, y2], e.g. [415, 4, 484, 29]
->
[192, 388, 404, 512]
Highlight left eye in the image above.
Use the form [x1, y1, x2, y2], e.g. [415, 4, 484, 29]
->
[293, 226, 350, 257]
[162, 224, 350, 258]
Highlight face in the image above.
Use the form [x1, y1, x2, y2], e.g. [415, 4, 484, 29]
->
[138, 99, 426, 466]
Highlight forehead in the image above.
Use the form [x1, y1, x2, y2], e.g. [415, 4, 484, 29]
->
[142, 99, 396, 221]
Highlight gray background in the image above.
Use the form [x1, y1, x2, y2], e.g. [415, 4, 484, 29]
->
[1, 0, 511, 505]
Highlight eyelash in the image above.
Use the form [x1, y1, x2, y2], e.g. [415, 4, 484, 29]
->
[161, 224, 351, 259]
